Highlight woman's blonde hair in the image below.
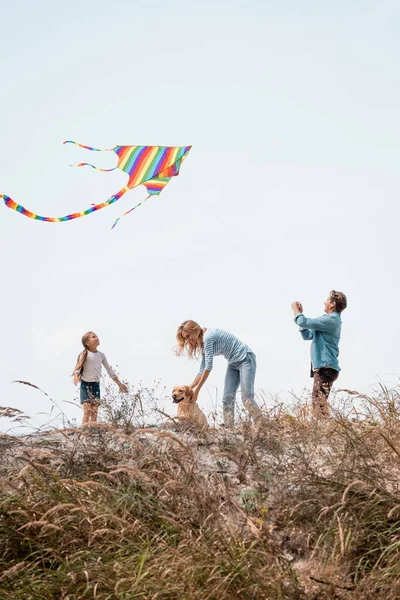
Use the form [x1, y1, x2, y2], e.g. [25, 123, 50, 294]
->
[72, 331, 95, 379]
[176, 320, 204, 359]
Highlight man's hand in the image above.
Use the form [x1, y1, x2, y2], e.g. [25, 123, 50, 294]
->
[118, 382, 129, 394]
[291, 301, 303, 315]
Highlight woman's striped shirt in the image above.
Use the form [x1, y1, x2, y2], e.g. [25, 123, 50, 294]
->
[198, 329, 251, 373]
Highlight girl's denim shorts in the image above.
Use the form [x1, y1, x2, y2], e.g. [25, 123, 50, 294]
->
[80, 381, 101, 404]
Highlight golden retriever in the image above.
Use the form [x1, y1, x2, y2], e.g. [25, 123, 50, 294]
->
[172, 385, 208, 429]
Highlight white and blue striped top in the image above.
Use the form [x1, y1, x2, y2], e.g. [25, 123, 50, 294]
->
[198, 329, 251, 373]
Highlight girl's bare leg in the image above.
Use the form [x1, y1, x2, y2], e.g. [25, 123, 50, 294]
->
[91, 403, 99, 423]
[82, 402, 91, 426]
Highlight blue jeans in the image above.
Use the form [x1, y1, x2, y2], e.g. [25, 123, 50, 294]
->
[222, 352, 261, 427]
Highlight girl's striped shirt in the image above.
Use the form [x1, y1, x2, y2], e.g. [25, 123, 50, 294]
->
[198, 329, 251, 373]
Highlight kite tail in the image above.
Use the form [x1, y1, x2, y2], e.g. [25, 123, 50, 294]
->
[72, 162, 118, 172]
[111, 195, 152, 229]
[65, 141, 118, 172]
[1, 185, 130, 223]
[63, 141, 114, 152]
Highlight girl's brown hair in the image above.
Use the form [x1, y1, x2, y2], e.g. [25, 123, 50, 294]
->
[72, 332, 94, 379]
[176, 320, 204, 359]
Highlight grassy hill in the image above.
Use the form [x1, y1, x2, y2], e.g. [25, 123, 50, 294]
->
[1, 388, 400, 599]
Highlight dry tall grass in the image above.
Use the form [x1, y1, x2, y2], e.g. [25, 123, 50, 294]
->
[1, 384, 400, 599]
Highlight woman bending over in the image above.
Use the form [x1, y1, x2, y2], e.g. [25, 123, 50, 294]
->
[176, 320, 261, 428]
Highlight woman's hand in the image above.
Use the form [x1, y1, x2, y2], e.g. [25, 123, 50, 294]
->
[189, 374, 201, 389]
[190, 388, 199, 404]
[118, 382, 129, 394]
[73, 373, 80, 386]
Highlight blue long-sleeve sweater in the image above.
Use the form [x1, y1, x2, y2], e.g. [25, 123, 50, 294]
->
[294, 312, 342, 371]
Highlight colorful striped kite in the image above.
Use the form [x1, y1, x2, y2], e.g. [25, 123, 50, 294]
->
[1, 141, 192, 228]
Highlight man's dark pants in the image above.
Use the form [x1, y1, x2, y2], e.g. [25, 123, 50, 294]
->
[312, 367, 339, 418]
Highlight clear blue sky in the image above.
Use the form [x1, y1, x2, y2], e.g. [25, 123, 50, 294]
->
[1, 0, 399, 430]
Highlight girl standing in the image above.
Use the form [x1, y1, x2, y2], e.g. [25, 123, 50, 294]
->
[176, 320, 261, 428]
[73, 331, 128, 426]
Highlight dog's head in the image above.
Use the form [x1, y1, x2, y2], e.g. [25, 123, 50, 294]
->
[172, 385, 193, 404]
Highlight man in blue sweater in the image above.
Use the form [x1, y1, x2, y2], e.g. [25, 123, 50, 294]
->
[291, 290, 347, 418]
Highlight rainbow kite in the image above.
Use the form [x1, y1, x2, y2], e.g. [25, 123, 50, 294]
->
[1, 141, 192, 228]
